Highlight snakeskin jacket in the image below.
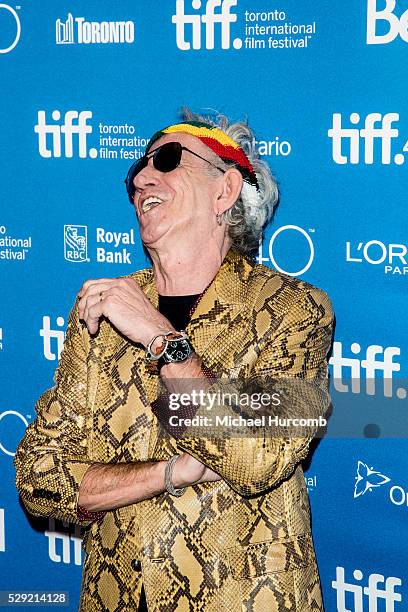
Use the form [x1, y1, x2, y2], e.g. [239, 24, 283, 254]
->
[15, 248, 334, 611]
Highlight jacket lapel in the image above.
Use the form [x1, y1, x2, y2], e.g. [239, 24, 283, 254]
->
[184, 249, 250, 359]
[97, 248, 252, 390]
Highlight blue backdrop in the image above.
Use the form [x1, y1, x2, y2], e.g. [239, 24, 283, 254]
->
[1, 1, 407, 610]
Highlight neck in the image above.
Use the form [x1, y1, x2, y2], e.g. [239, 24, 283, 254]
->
[147, 239, 231, 296]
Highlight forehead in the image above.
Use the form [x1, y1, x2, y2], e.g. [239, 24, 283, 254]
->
[147, 131, 213, 158]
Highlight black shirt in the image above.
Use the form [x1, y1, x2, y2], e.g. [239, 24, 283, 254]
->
[158, 293, 200, 330]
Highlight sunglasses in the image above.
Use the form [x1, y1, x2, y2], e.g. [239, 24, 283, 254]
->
[125, 141, 226, 203]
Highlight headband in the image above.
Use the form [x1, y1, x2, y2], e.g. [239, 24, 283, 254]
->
[147, 121, 259, 191]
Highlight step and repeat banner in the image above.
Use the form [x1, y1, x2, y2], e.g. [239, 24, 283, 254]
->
[1, 1, 407, 610]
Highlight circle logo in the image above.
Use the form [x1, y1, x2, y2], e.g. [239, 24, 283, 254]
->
[0, 4, 21, 54]
[268, 225, 315, 276]
[0, 410, 29, 456]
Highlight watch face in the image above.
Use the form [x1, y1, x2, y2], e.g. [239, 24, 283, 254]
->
[165, 338, 193, 363]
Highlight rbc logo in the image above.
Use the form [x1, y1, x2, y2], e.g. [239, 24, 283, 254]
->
[332, 566, 402, 611]
[172, 0, 242, 50]
[64, 225, 88, 263]
[35, 110, 97, 158]
[367, 0, 408, 44]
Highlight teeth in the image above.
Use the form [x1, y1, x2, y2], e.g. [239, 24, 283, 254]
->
[142, 196, 163, 212]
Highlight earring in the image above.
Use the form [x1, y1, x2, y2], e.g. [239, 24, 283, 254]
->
[216, 213, 222, 226]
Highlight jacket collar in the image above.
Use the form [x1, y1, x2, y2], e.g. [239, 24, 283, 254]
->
[139, 247, 252, 307]
[137, 248, 253, 357]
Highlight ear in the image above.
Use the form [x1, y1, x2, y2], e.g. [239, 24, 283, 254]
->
[214, 168, 243, 215]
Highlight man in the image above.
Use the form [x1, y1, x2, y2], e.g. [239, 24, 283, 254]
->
[15, 110, 333, 610]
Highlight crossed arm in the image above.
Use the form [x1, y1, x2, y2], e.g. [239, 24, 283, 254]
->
[13, 302, 218, 526]
[14, 280, 333, 525]
[154, 287, 334, 496]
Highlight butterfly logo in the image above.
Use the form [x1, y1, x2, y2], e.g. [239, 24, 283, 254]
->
[354, 461, 391, 498]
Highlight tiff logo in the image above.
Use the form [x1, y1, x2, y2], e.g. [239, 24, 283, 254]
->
[34, 110, 97, 158]
[172, 0, 242, 50]
[45, 519, 82, 565]
[332, 566, 402, 611]
[40, 316, 65, 361]
[0, 509, 4, 552]
[367, 0, 408, 44]
[329, 342, 405, 399]
[328, 113, 408, 165]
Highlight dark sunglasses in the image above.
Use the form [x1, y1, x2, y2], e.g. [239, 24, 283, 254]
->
[124, 141, 226, 203]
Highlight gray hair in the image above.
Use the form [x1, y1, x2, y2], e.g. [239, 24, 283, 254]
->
[182, 107, 279, 256]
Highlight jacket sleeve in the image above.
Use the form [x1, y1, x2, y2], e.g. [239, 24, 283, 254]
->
[174, 286, 334, 497]
[14, 300, 97, 527]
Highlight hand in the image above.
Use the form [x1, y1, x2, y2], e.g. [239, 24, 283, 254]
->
[77, 277, 174, 345]
[198, 467, 222, 483]
[172, 453, 221, 488]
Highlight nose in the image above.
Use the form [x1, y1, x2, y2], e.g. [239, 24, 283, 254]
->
[133, 156, 162, 192]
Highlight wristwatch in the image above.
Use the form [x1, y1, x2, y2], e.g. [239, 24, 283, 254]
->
[145, 331, 194, 371]
[157, 332, 194, 370]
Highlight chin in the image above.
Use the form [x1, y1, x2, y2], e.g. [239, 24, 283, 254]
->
[140, 230, 167, 248]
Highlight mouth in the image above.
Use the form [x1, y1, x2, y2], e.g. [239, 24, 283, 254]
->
[141, 195, 164, 214]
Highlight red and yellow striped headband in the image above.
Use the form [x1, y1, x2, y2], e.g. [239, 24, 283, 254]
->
[147, 121, 259, 189]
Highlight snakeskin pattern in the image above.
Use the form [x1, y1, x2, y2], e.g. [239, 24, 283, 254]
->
[14, 249, 334, 611]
